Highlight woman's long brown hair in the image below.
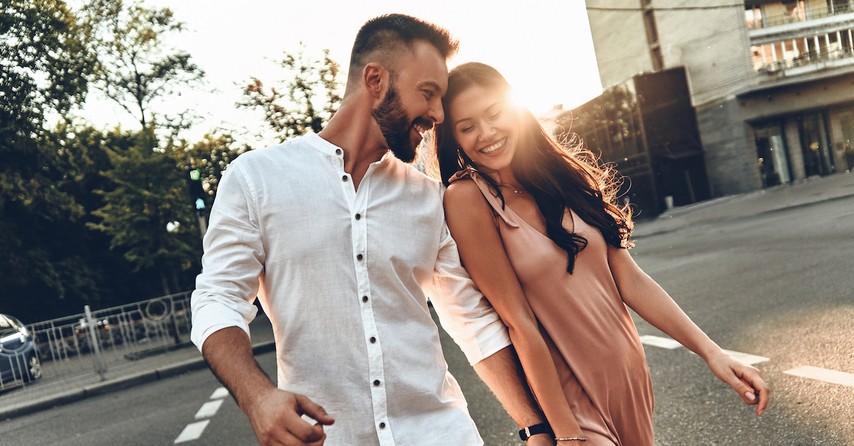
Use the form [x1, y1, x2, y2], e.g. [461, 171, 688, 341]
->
[435, 62, 633, 273]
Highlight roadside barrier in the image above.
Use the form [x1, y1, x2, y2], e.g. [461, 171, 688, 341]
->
[0, 291, 192, 396]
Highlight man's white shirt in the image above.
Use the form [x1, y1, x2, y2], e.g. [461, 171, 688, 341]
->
[191, 133, 511, 446]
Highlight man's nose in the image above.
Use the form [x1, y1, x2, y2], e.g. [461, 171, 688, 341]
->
[428, 99, 444, 125]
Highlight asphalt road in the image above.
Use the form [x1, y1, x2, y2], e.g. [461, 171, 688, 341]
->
[0, 194, 851, 445]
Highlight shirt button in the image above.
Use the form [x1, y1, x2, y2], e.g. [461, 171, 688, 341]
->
[373, 379, 381, 386]
[362, 296, 369, 303]
[355, 213, 361, 220]
[379, 422, 386, 429]
[342, 175, 348, 182]
[369, 336, 376, 343]
[356, 254, 364, 261]
[335, 148, 342, 155]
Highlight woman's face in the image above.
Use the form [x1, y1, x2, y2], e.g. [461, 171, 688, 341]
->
[449, 85, 518, 174]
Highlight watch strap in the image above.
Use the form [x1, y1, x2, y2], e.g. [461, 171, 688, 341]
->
[519, 422, 553, 441]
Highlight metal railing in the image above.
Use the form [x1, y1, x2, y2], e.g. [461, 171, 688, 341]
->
[758, 46, 854, 72]
[0, 291, 192, 394]
[748, 4, 854, 29]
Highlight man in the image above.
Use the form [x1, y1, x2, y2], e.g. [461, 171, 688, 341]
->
[191, 14, 554, 446]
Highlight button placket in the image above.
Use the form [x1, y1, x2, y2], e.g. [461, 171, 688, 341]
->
[346, 172, 392, 444]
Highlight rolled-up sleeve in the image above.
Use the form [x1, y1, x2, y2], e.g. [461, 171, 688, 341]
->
[190, 160, 264, 351]
[428, 222, 511, 365]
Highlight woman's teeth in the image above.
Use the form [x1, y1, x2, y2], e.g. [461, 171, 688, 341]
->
[480, 138, 506, 154]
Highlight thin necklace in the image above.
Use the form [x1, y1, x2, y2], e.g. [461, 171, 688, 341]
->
[499, 183, 526, 195]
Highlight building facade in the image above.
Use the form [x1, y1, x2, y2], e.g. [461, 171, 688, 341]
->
[557, 68, 712, 216]
[583, 0, 854, 198]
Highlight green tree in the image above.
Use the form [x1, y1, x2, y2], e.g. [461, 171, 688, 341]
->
[0, 0, 100, 320]
[81, 0, 204, 133]
[79, 0, 207, 296]
[88, 130, 200, 296]
[239, 43, 342, 141]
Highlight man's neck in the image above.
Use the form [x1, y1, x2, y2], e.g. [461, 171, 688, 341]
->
[318, 104, 389, 190]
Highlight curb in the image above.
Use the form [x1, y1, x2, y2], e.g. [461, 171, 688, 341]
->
[0, 341, 276, 421]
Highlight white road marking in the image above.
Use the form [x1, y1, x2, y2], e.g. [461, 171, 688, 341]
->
[641, 335, 769, 365]
[174, 420, 210, 444]
[210, 387, 229, 400]
[640, 335, 682, 349]
[784, 366, 854, 387]
[642, 334, 852, 388]
[721, 349, 770, 366]
[195, 400, 224, 419]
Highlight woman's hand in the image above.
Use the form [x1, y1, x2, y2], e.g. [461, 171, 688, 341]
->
[705, 350, 771, 416]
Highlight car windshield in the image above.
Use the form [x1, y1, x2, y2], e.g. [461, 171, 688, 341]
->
[0, 315, 22, 337]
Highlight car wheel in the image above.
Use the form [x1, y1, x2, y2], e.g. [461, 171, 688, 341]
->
[23, 354, 42, 382]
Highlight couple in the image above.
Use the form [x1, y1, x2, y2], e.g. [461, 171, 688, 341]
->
[190, 13, 770, 446]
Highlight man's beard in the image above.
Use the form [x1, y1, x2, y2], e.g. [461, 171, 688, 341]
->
[372, 83, 430, 163]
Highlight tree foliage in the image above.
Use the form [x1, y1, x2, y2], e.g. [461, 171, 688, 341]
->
[80, 0, 204, 131]
[79, 0, 208, 296]
[1, 1, 344, 322]
[88, 129, 201, 295]
[1, 0, 92, 137]
[185, 130, 249, 202]
[0, 0, 100, 319]
[239, 43, 342, 141]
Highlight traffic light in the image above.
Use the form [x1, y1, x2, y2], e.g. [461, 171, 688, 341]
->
[188, 168, 206, 212]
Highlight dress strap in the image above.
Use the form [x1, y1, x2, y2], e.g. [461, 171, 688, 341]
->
[448, 167, 520, 228]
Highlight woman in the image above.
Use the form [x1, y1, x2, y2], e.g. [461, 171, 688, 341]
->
[434, 62, 770, 445]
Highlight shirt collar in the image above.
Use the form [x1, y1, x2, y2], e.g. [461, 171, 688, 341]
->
[304, 132, 395, 167]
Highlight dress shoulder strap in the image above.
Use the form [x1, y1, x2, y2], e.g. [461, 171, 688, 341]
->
[448, 167, 519, 228]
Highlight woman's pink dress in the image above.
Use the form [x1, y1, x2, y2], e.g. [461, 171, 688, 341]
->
[452, 170, 655, 446]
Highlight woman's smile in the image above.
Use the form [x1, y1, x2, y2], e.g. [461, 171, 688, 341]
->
[479, 137, 507, 155]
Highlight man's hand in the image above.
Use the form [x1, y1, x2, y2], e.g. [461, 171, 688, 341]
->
[200, 328, 335, 445]
[705, 350, 771, 416]
[245, 388, 335, 446]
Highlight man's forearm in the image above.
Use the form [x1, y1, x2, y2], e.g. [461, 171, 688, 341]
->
[473, 345, 545, 428]
[201, 326, 275, 411]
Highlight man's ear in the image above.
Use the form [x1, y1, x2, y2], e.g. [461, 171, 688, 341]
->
[363, 62, 387, 99]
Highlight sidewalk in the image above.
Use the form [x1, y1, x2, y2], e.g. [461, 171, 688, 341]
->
[0, 315, 275, 420]
[632, 171, 854, 239]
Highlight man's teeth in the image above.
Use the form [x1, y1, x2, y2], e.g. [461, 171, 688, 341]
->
[480, 138, 505, 154]
[414, 123, 430, 135]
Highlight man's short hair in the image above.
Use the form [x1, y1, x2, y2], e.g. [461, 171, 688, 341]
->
[349, 14, 459, 79]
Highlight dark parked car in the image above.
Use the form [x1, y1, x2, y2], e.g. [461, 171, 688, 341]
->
[0, 314, 42, 384]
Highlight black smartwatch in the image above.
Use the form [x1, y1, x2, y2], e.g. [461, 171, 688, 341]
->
[519, 422, 553, 441]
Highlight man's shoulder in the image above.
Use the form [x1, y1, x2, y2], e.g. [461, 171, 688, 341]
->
[391, 159, 443, 192]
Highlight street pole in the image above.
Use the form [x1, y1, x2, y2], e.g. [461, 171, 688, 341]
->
[197, 212, 207, 239]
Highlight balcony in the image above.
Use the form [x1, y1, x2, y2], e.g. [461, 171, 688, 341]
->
[749, 10, 854, 76]
[747, 3, 854, 30]
[757, 46, 854, 76]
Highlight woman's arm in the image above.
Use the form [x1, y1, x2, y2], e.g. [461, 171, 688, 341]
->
[607, 245, 771, 415]
[444, 180, 584, 439]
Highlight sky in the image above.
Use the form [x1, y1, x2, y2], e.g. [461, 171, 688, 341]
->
[79, 0, 604, 144]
